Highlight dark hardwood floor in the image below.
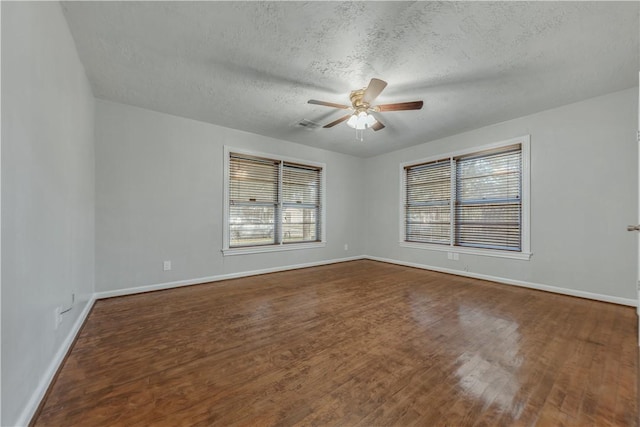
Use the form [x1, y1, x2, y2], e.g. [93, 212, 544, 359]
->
[33, 260, 637, 426]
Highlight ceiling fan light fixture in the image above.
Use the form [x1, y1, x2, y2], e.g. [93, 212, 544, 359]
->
[347, 110, 375, 130]
[365, 114, 376, 128]
[355, 111, 369, 130]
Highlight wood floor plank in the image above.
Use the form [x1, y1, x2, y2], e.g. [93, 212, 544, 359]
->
[33, 260, 638, 426]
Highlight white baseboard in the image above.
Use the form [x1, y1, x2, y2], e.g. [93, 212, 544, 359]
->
[365, 255, 637, 307]
[16, 295, 96, 427]
[94, 253, 637, 306]
[94, 255, 366, 300]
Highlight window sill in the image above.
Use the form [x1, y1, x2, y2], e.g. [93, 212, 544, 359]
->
[399, 241, 532, 260]
[223, 241, 326, 256]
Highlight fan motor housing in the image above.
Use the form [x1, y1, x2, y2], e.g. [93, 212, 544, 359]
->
[349, 89, 369, 109]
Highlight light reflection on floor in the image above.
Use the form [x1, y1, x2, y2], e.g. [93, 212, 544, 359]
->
[455, 305, 524, 415]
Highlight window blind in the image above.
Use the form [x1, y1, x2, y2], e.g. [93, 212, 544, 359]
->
[405, 160, 451, 244]
[455, 145, 522, 251]
[227, 152, 324, 249]
[282, 163, 322, 243]
[229, 154, 278, 247]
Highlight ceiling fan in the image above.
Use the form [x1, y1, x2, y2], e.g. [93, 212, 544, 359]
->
[307, 78, 423, 134]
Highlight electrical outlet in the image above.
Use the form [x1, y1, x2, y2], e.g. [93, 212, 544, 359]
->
[163, 260, 172, 271]
[447, 252, 453, 260]
[453, 253, 459, 261]
[344, 244, 348, 251]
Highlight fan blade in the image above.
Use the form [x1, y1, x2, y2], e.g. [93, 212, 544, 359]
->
[375, 101, 423, 112]
[371, 120, 385, 131]
[362, 78, 388, 104]
[323, 114, 352, 128]
[308, 99, 351, 109]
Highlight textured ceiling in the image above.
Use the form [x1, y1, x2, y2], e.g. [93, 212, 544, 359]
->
[61, 1, 639, 158]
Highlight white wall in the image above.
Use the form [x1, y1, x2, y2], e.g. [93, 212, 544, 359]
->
[1, 2, 95, 425]
[364, 88, 638, 302]
[95, 100, 364, 293]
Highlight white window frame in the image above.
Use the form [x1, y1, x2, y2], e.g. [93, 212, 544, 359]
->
[223, 146, 326, 256]
[399, 135, 531, 260]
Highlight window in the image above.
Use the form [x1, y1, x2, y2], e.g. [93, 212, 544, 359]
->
[401, 136, 530, 260]
[224, 148, 325, 255]
[405, 160, 452, 244]
[455, 146, 522, 251]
